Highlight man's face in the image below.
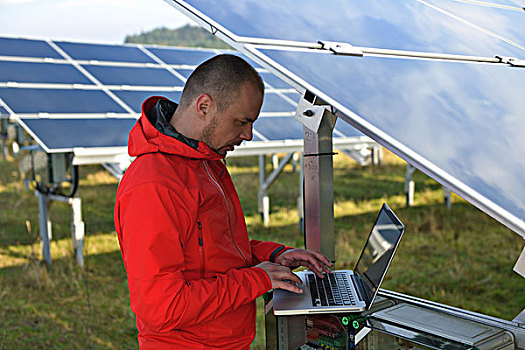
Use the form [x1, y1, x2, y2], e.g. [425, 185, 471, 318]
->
[201, 82, 263, 156]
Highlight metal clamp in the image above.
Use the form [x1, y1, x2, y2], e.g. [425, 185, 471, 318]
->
[318, 40, 364, 57]
[496, 56, 525, 68]
[294, 97, 336, 133]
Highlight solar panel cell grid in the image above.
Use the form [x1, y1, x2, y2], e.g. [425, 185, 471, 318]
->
[20, 118, 136, 150]
[0, 37, 62, 59]
[0, 87, 127, 114]
[334, 119, 365, 138]
[261, 93, 296, 113]
[55, 41, 157, 63]
[254, 116, 304, 140]
[0, 61, 93, 85]
[112, 90, 182, 113]
[146, 47, 217, 65]
[81, 65, 185, 87]
[260, 72, 293, 89]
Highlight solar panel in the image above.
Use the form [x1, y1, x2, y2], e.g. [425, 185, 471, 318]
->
[146, 46, 217, 65]
[253, 47, 525, 232]
[18, 118, 136, 152]
[255, 116, 304, 141]
[260, 72, 293, 89]
[165, 0, 525, 236]
[55, 41, 157, 64]
[81, 65, 185, 87]
[261, 93, 296, 113]
[0, 37, 62, 59]
[0, 87, 127, 114]
[334, 119, 365, 138]
[423, 0, 525, 50]
[0, 36, 374, 165]
[0, 61, 93, 85]
[173, 0, 524, 58]
[173, 68, 194, 79]
[112, 90, 182, 113]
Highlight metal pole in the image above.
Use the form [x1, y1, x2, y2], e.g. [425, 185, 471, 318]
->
[405, 164, 416, 207]
[301, 99, 337, 261]
[70, 197, 85, 267]
[443, 187, 452, 210]
[258, 154, 270, 226]
[298, 152, 304, 235]
[36, 190, 52, 264]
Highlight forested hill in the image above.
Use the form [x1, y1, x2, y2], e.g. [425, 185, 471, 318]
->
[124, 24, 232, 49]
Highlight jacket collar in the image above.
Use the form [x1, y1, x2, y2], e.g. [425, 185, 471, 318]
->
[127, 96, 223, 160]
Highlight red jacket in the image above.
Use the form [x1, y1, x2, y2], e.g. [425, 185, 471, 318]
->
[114, 97, 288, 349]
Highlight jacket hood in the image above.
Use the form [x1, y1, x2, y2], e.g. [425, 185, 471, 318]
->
[128, 96, 223, 160]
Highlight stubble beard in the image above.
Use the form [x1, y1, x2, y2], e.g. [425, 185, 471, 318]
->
[200, 115, 223, 155]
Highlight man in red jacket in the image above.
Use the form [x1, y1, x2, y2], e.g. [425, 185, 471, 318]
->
[114, 54, 332, 349]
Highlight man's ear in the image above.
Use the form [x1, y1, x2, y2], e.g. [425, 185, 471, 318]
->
[195, 94, 213, 120]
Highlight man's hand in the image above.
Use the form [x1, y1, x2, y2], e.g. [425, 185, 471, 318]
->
[256, 261, 304, 294]
[275, 249, 333, 278]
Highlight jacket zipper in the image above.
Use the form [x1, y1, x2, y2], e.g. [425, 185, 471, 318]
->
[197, 221, 205, 278]
[202, 161, 248, 263]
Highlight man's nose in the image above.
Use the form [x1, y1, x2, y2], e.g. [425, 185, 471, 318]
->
[240, 124, 253, 141]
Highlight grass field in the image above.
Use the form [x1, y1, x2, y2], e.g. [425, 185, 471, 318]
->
[1, 147, 524, 349]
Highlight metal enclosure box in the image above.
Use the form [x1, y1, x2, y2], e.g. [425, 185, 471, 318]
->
[372, 304, 515, 350]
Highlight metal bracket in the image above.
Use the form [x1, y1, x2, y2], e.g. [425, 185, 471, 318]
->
[513, 245, 525, 278]
[318, 40, 364, 57]
[294, 97, 336, 133]
[496, 56, 525, 68]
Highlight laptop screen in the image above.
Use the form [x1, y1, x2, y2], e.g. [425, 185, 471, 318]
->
[354, 203, 404, 303]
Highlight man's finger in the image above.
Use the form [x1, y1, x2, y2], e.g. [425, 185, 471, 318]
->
[309, 250, 333, 267]
[273, 280, 303, 294]
[276, 270, 302, 286]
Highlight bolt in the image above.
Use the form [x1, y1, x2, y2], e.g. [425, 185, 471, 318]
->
[303, 110, 315, 117]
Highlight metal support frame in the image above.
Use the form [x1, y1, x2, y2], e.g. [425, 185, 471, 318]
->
[338, 143, 383, 167]
[36, 190, 85, 266]
[405, 163, 417, 207]
[258, 152, 296, 227]
[0, 117, 8, 160]
[296, 94, 337, 261]
[405, 163, 452, 208]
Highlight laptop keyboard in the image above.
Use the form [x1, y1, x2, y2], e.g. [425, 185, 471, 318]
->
[307, 272, 357, 307]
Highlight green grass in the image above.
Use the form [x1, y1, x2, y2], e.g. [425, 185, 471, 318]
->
[1, 148, 524, 349]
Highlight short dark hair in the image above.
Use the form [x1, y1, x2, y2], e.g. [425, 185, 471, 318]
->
[178, 54, 264, 112]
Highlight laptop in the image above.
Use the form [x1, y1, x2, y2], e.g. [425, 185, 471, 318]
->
[273, 203, 404, 315]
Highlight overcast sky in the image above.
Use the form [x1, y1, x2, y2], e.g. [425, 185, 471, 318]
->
[0, 0, 195, 44]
